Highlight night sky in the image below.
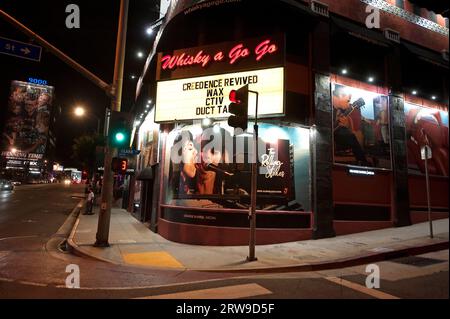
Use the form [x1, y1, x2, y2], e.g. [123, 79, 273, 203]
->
[0, 0, 159, 167]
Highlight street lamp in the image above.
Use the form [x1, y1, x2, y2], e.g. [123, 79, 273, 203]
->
[74, 106, 86, 117]
[73, 106, 101, 135]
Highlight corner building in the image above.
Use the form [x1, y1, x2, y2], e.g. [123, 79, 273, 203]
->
[131, 0, 449, 246]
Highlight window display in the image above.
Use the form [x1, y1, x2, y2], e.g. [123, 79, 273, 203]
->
[163, 122, 311, 212]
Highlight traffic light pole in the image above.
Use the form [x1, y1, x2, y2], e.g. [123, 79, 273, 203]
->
[248, 90, 259, 262]
[95, 0, 129, 247]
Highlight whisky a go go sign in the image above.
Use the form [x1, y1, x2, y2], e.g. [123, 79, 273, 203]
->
[155, 36, 285, 123]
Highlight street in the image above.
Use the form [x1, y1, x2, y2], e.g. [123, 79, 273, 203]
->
[0, 184, 448, 299]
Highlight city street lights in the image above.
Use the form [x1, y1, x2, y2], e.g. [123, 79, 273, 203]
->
[73, 106, 101, 135]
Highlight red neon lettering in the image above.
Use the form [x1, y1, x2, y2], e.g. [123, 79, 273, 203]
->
[214, 51, 225, 61]
[229, 44, 250, 65]
[161, 51, 211, 70]
[255, 40, 278, 61]
[161, 39, 278, 70]
[161, 55, 178, 70]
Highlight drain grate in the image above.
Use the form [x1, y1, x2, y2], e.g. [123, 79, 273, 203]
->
[390, 256, 446, 267]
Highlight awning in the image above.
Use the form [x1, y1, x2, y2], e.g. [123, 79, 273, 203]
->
[402, 41, 449, 68]
[136, 167, 153, 181]
[331, 16, 391, 48]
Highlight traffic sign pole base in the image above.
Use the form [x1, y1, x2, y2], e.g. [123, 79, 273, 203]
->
[94, 241, 110, 248]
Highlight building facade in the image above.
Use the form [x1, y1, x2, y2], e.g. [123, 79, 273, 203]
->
[130, 0, 449, 246]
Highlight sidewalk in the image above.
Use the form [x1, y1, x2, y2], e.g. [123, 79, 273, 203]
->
[68, 207, 449, 272]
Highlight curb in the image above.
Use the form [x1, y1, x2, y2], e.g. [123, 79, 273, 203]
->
[199, 239, 449, 274]
[66, 213, 449, 273]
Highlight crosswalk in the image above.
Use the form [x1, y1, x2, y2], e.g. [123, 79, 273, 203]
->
[138, 283, 273, 299]
[325, 277, 400, 299]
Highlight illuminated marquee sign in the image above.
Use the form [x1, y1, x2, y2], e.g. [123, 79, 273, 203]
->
[157, 35, 285, 81]
[155, 67, 284, 123]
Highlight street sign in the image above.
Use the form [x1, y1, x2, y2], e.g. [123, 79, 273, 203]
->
[421, 145, 432, 160]
[119, 149, 141, 157]
[0, 36, 42, 62]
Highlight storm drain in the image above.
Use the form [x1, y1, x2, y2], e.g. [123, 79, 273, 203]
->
[58, 239, 70, 253]
[390, 256, 446, 267]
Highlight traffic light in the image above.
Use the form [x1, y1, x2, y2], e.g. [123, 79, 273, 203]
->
[112, 158, 128, 174]
[227, 84, 249, 131]
[109, 111, 132, 148]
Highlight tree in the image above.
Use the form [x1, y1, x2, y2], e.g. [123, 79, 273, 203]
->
[72, 134, 105, 175]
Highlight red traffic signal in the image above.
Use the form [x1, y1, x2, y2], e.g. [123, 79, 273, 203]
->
[112, 158, 128, 174]
[228, 85, 249, 131]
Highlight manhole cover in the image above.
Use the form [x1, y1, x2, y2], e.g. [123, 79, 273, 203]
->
[390, 256, 445, 267]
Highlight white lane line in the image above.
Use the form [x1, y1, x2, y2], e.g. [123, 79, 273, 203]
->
[325, 277, 400, 299]
[138, 283, 273, 300]
[0, 235, 38, 242]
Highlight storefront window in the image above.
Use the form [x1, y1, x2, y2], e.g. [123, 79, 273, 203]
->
[404, 103, 449, 176]
[332, 83, 392, 169]
[163, 121, 311, 212]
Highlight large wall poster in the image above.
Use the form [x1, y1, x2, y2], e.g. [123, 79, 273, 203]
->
[163, 122, 311, 212]
[404, 102, 449, 177]
[332, 83, 391, 169]
[2, 81, 54, 160]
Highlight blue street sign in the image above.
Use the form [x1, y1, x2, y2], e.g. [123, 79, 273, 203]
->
[119, 149, 141, 157]
[0, 36, 42, 62]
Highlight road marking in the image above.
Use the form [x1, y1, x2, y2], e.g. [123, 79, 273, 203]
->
[138, 283, 273, 299]
[0, 251, 11, 260]
[325, 277, 400, 299]
[122, 252, 184, 269]
[0, 235, 38, 241]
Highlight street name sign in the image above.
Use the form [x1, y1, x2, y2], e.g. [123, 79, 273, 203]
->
[0, 36, 42, 62]
[119, 149, 141, 157]
[421, 145, 432, 160]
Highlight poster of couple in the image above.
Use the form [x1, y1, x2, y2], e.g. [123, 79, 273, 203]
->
[2, 81, 54, 158]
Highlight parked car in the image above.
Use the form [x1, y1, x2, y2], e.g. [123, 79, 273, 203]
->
[0, 179, 14, 191]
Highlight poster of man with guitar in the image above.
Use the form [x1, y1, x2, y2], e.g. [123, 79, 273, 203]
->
[332, 84, 392, 169]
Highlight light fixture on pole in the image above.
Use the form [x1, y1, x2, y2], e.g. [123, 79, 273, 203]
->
[74, 106, 86, 117]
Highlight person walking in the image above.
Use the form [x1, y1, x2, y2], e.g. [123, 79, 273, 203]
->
[84, 187, 95, 215]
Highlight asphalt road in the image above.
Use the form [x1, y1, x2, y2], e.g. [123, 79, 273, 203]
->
[0, 184, 448, 302]
[0, 183, 82, 239]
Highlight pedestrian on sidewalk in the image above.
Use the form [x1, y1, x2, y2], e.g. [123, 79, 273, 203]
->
[84, 187, 95, 215]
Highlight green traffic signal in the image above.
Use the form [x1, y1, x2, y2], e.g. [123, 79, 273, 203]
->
[115, 132, 126, 142]
[109, 111, 132, 148]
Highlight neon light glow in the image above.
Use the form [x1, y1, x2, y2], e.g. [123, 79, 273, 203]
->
[160, 39, 279, 71]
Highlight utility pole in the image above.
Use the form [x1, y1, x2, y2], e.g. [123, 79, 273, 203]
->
[95, 0, 129, 247]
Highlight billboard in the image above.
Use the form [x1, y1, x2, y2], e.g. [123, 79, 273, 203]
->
[404, 103, 449, 176]
[1, 81, 54, 161]
[332, 83, 391, 169]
